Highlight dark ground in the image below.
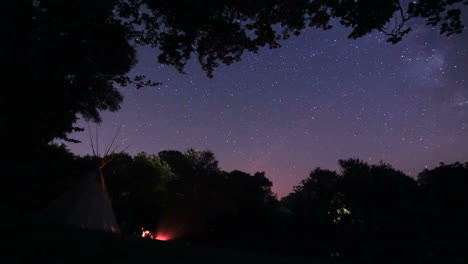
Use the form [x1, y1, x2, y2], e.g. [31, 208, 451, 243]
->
[5, 218, 326, 264]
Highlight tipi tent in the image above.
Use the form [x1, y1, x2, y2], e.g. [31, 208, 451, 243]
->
[41, 125, 123, 233]
[41, 169, 120, 233]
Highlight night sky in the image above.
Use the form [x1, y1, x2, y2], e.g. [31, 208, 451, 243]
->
[66, 17, 468, 197]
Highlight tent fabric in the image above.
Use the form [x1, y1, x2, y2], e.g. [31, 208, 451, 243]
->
[41, 170, 120, 233]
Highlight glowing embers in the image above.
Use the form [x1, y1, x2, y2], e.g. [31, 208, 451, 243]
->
[141, 228, 172, 241]
[141, 229, 154, 239]
[155, 233, 171, 241]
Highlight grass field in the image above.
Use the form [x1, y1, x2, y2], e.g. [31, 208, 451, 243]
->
[6, 219, 326, 264]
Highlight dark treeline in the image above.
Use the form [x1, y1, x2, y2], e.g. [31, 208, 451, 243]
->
[21, 144, 467, 264]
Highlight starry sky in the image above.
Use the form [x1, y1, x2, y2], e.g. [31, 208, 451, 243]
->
[66, 15, 468, 197]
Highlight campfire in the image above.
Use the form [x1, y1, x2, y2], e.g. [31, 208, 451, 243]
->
[141, 228, 171, 241]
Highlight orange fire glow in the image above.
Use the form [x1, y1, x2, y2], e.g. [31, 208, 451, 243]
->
[141, 228, 172, 241]
[155, 234, 170, 241]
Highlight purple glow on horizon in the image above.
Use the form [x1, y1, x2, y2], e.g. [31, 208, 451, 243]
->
[65, 20, 468, 197]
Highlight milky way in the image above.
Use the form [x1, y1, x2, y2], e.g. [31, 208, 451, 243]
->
[66, 15, 468, 197]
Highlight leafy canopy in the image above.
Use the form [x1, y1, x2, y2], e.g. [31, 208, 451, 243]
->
[27, 0, 467, 144]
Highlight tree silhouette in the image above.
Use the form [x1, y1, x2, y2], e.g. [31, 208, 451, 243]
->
[282, 159, 420, 262]
[416, 162, 468, 263]
[102, 152, 176, 234]
[18, 0, 467, 148]
[281, 168, 341, 258]
[338, 159, 418, 263]
[9, 140, 467, 262]
[157, 149, 279, 246]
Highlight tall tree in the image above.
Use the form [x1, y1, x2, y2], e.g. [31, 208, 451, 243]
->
[416, 162, 468, 263]
[281, 168, 341, 257]
[338, 159, 418, 262]
[282, 159, 419, 261]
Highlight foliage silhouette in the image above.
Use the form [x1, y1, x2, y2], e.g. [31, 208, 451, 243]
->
[22, 144, 467, 263]
[19, 0, 468, 148]
[281, 159, 465, 263]
[416, 162, 468, 263]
